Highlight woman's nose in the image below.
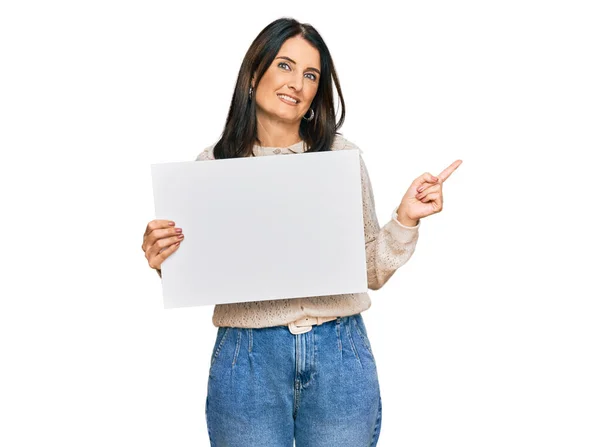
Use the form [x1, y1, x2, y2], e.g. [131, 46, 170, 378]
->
[287, 74, 304, 92]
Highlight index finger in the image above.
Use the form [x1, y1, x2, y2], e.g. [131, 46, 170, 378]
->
[437, 159, 463, 182]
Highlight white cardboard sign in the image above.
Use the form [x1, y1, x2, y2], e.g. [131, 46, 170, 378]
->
[150, 149, 367, 309]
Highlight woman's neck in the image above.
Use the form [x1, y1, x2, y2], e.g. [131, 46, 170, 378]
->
[255, 115, 302, 148]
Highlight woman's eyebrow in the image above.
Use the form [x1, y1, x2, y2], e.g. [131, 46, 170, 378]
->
[275, 56, 321, 75]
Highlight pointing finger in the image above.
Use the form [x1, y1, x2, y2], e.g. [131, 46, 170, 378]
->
[438, 160, 463, 183]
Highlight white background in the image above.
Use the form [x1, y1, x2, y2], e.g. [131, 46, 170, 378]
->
[1, 1, 598, 446]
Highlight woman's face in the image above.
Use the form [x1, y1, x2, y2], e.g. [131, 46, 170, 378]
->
[254, 35, 321, 126]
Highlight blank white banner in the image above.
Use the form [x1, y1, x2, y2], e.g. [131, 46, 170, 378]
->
[151, 149, 367, 308]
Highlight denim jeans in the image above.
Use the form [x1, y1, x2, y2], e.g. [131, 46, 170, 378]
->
[205, 314, 382, 446]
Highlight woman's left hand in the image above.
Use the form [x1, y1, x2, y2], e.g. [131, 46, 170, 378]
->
[396, 160, 463, 225]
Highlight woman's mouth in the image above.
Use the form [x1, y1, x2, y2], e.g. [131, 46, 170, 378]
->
[277, 94, 299, 106]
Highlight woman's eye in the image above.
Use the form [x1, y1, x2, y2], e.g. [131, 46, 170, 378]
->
[277, 62, 317, 81]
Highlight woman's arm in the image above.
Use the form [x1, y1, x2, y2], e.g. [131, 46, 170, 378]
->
[358, 151, 420, 290]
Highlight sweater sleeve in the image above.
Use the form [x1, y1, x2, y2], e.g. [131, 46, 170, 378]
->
[358, 152, 420, 290]
[195, 146, 215, 161]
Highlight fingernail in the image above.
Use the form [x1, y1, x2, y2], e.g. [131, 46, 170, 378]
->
[169, 221, 175, 226]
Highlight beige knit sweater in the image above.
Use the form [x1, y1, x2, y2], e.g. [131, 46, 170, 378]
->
[193, 134, 420, 328]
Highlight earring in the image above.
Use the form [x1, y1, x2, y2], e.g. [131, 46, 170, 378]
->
[303, 108, 315, 122]
[248, 86, 253, 100]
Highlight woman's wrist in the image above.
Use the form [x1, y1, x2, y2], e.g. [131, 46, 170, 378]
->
[396, 207, 419, 227]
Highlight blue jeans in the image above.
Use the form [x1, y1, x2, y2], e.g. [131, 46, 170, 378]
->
[205, 314, 382, 446]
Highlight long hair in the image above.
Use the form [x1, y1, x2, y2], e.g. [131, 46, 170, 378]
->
[213, 17, 346, 159]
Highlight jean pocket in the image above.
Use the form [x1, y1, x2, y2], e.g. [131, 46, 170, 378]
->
[352, 315, 375, 359]
[210, 327, 231, 366]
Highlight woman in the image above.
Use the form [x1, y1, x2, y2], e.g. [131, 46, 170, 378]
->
[142, 17, 461, 446]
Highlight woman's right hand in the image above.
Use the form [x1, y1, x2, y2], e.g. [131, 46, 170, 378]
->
[142, 219, 184, 274]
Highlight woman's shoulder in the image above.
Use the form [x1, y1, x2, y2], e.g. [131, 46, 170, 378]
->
[331, 134, 364, 154]
[195, 142, 217, 161]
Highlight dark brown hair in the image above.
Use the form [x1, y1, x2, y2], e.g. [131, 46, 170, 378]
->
[213, 17, 346, 159]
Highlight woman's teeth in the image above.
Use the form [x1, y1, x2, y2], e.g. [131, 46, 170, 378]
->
[278, 94, 298, 104]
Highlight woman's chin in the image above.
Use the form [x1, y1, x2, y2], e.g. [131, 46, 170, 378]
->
[273, 112, 300, 123]
[259, 106, 301, 123]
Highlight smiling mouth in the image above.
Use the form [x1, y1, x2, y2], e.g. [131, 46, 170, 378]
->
[277, 94, 299, 105]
